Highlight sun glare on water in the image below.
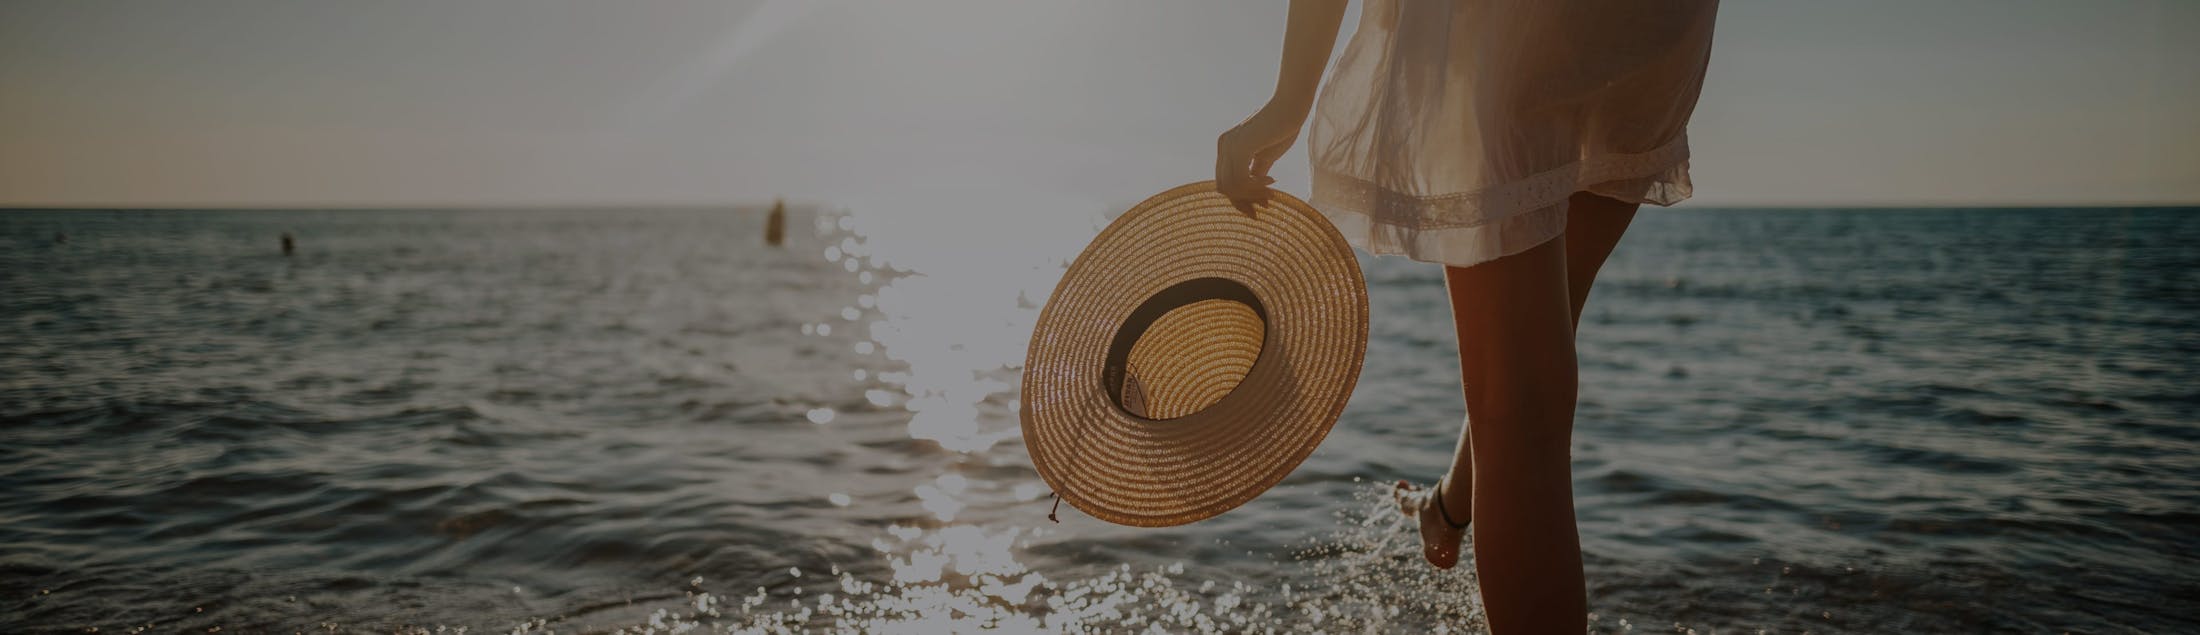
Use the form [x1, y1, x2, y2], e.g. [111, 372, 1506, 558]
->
[485, 200, 1493, 634]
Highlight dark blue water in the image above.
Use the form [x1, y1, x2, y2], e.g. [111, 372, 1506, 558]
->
[3, 207, 2196, 633]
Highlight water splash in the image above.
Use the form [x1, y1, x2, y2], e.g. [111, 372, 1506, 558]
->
[481, 484, 1486, 633]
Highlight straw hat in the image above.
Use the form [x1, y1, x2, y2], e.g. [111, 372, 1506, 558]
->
[1021, 181, 1368, 527]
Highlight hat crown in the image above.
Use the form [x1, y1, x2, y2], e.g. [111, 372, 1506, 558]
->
[1105, 277, 1270, 422]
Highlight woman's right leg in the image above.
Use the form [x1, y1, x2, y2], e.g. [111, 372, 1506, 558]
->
[1443, 235, 1586, 633]
[1404, 194, 1633, 625]
[1563, 191, 1641, 328]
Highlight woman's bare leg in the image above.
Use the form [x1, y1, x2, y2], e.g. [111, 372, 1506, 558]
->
[1564, 191, 1641, 328]
[1443, 235, 1584, 632]
[1396, 192, 1640, 628]
[1401, 191, 1640, 555]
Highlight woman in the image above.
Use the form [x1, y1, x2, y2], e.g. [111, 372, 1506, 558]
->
[1215, 1, 1717, 631]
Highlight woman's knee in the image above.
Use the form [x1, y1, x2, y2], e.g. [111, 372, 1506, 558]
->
[1462, 355, 1578, 454]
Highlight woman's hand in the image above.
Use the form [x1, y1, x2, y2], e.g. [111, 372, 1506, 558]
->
[1215, 103, 1305, 214]
[1213, 0, 1349, 215]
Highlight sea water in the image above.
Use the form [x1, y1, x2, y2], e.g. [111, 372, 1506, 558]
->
[2, 206, 2195, 632]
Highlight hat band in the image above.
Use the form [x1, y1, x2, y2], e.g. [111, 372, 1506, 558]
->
[1100, 277, 1270, 421]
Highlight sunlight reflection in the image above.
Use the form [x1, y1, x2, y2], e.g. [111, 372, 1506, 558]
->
[828, 203, 1103, 453]
[507, 200, 1482, 633]
[911, 482, 964, 522]
[815, 200, 1103, 624]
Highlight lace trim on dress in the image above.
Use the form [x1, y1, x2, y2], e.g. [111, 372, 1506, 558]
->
[1324, 202, 1570, 268]
[1311, 133, 1692, 231]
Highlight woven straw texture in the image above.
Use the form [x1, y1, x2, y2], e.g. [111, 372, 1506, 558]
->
[1021, 181, 1369, 527]
[1122, 298, 1265, 420]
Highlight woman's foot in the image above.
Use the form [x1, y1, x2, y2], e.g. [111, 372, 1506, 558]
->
[1394, 479, 1469, 569]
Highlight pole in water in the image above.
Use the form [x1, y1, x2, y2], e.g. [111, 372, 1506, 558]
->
[764, 198, 787, 247]
[281, 232, 295, 256]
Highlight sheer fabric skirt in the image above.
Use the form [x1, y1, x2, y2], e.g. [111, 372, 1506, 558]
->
[1308, 0, 1718, 268]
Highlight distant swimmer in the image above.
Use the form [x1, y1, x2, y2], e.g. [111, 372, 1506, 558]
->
[764, 199, 787, 247]
[54, 232, 66, 244]
[281, 232, 295, 256]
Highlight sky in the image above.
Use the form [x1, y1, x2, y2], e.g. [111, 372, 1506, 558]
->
[1, 0, 2195, 209]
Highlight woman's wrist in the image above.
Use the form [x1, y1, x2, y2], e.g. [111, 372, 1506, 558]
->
[1264, 92, 1317, 124]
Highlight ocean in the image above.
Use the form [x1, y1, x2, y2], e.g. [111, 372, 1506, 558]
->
[3, 206, 2196, 633]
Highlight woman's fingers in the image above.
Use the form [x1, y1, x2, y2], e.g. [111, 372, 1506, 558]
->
[1249, 128, 1296, 181]
[1248, 152, 1279, 184]
[1214, 131, 1242, 191]
[1216, 130, 1270, 214]
[1218, 110, 1302, 214]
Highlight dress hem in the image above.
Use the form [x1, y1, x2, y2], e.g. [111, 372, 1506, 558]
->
[1310, 132, 1693, 231]
[1309, 133, 1696, 268]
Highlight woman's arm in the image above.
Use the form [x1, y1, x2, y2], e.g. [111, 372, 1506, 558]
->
[1266, 0, 1350, 119]
[1216, 0, 1349, 213]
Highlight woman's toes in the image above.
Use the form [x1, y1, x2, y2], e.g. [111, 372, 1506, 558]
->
[1394, 480, 1419, 519]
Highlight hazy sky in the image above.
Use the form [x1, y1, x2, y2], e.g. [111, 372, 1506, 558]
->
[2, 0, 2195, 208]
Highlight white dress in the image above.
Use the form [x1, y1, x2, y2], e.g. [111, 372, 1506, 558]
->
[1309, 0, 1719, 268]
